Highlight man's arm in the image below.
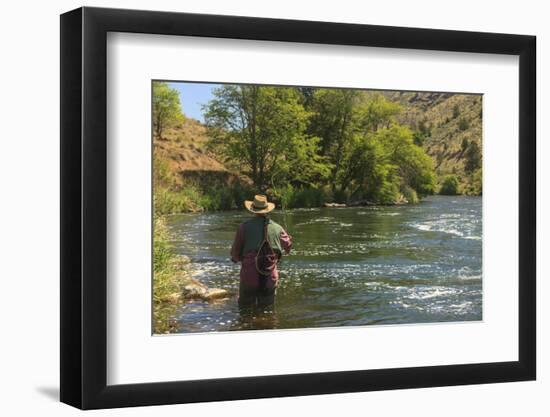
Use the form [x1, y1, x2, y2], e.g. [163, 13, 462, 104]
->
[280, 229, 292, 254]
[230, 223, 245, 263]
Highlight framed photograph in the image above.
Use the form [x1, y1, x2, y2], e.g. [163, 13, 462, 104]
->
[60, 6, 536, 409]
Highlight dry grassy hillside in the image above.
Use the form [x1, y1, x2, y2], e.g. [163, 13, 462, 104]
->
[154, 117, 249, 188]
[385, 91, 483, 179]
[154, 118, 225, 177]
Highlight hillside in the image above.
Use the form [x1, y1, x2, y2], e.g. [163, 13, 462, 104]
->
[384, 91, 483, 181]
[154, 118, 248, 188]
[155, 92, 482, 201]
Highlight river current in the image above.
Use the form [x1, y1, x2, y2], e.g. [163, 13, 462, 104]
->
[165, 196, 482, 333]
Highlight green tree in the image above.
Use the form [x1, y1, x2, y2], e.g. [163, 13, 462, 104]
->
[356, 92, 402, 133]
[204, 85, 328, 189]
[308, 91, 402, 194]
[439, 175, 460, 195]
[337, 125, 435, 204]
[314, 93, 435, 204]
[152, 82, 184, 139]
[307, 89, 358, 190]
[337, 134, 387, 200]
[377, 125, 436, 197]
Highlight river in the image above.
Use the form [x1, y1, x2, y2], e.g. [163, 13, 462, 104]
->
[165, 195, 482, 333]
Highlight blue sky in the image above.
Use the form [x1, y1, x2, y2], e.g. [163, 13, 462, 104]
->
[168, 82, 220, 123]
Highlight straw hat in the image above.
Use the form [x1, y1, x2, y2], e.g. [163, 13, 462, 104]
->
[244, 194, 275, 214]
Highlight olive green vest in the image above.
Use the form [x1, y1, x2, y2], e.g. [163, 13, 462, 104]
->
[240, 216, 283, 256]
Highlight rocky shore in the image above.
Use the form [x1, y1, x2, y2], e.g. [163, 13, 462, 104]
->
[322, 194, 409, 208]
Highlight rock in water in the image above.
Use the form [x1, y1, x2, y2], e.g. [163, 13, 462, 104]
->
[182, 280, 208, 299]
[182, 279, 229, 301]
[204, 288, 229, 300]
[323, 202, 347, 208]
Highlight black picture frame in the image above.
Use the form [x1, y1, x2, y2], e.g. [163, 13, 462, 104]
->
[60, 6, 536, 410]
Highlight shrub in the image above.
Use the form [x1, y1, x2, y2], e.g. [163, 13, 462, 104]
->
[401, 185, 419, 204]
[154, 188, 198, 215]
[200, 187, 234, 211]
[439, 175, 460, 195]
[271, 184, 294, 209]
[332, 188, 349, 204]
[154, 180, 257, 214]
[288, 187, 326, 208]
[464, 141, 482, 174]
[470, 168, 482, 196]
[458, 117, 470, 131]
[452, 104, 460, 119]
[365, 177, 400, 205]
[271, 185, 327, 208]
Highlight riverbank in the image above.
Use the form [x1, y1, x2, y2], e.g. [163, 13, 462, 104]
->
[154, 164, 480, 217]
[154, 181, 426, 216]
[153, 215, 230, 333]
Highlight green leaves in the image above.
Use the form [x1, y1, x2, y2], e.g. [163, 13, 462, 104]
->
[355, 92, 402, 132]
[153, 82, 184, 139]
[205, 85, 326, 189]
[335, 119, 435, 203]
[439, 175, 460, 195]
[203, 85, 436, 204]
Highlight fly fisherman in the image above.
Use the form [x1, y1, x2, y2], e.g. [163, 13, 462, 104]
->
[230, 194, 292, 308]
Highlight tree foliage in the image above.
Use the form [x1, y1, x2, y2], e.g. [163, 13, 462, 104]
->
[439, 175, 460, 195]
[306, 89, 358, 189]
[204, 85, 436, 204]
[205, 85, 329, 190]
[153, 82, 184, 139]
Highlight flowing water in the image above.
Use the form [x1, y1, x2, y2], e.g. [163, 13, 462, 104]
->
[166, 196, 482, 333]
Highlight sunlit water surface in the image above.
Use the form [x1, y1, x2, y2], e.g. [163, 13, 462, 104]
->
[165, 196, 482, 333]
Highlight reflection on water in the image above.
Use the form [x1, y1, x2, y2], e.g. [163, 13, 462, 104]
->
[165, 196, 482, 333]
